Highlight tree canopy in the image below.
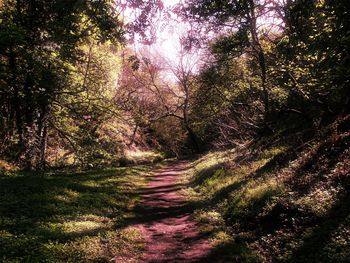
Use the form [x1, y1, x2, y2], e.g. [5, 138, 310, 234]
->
[0, 0, 349, 166]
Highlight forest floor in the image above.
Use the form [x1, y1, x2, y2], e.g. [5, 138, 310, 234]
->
[1, 119, 349, 263]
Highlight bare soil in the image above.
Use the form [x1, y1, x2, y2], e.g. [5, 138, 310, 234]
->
[133, 161, 213, 262]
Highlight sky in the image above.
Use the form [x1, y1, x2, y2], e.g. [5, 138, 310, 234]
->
[125, 0, 284, 78]
[124, 0, 194, 81]
[163, 0, 179, 7]
[122, 0, 184, 59]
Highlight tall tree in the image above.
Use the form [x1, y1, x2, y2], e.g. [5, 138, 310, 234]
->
[178, 0, 279, 121]
[0, 0, 124, 168]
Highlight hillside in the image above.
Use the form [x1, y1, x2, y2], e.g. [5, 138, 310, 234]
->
[180, 115, 350, 262]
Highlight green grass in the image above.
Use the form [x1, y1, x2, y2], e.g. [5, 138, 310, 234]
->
[181, 135, 350, 262]
[0, 165, 155, 262]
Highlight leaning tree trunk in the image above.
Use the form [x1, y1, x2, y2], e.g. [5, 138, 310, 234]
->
[38, 120, 48, 170]
[247, 0, 270, 122]
[182, 82, 201, 153]
[36, 105, 49, 170]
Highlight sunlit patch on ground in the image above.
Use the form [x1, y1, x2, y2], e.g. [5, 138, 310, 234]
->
[0, 165, 153, 262]
[124, 149, 165, 165]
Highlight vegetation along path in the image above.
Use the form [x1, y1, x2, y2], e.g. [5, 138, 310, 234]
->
[128, 161, 213, 262]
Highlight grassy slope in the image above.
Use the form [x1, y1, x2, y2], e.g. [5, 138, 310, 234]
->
[182, 116, 350, 262]
[0, 165, 156, 262]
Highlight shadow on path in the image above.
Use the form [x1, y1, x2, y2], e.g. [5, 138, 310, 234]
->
[120, 161, 214, 263]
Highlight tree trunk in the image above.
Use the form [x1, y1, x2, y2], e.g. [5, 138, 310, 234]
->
[38, 120, 48, 170]
[36, 109, 48, 170]
[128, 125, 138, 147]
[24, 71, 34, 126]
[247, 0, 270, 120]
[9, 46, 24, 144]
[182, 84, 200, 153]
[185, 124, 200, 153]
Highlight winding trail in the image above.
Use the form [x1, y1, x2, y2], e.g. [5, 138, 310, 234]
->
[134, 161, 213, 262]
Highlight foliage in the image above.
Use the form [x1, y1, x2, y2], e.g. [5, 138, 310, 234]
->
[177, 0, 350, 148]
[51, 42, 123, 167]
[191, 54, 262, 148]
[0, 0, 125, 168]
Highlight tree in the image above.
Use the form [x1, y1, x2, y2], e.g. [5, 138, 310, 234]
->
[164, 37, 202, 152]
[266, 0, 350, 128]
[190, 53, 263, 148]
[178, 0, 282, 121]
[51, 42, 123, 167]
[116, 39, 203, 155]
[0, 0, 124, 168]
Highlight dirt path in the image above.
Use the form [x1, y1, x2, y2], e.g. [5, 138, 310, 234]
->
[133, 161, 213, 262]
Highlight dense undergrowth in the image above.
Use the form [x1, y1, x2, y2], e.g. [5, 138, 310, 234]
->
[182, 115, 350, 262]
[0, 164, 158, 262]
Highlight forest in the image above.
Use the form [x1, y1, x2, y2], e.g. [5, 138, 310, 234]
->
[0, 0, 349, 262]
